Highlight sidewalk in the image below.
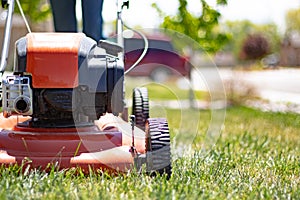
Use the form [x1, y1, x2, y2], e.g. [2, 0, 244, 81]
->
[188, 67, 300, 113]
[246, 100, 300, 114]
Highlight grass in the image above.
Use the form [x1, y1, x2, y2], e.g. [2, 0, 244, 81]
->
[0, 106, 300, 199]
[124, 77, 207, 100]
[1, 45, 297, 198]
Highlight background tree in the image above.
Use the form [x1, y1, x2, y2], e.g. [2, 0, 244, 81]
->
[240, 33, 270, 60]
[152, 0, 230, 53]
[223, 20, 281, 61]
[285, 8, 300, 35]
[14, 0, 51, 30]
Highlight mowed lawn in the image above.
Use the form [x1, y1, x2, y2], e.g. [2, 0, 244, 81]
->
[0, 79, 300, 199]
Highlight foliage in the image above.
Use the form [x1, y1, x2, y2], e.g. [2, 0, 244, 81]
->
[240, 33, 270, 60]
[285, 8, 300, 35]
[152, 0, 230, 53]
[223, 20, 281, 60]
[14, 0, 51, 25]
[0, 106, 300, 199]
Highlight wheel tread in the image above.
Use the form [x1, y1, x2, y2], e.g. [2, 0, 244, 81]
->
[146, 118, 172, 178]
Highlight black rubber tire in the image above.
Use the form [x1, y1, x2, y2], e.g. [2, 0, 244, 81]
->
[145, 118, 172, 178]
[132, 87, 149, 130]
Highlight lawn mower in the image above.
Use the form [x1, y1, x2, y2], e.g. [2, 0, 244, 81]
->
[0, 0, 171, 176]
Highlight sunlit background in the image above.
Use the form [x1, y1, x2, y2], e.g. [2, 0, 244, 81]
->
[93, 0, 300, 36]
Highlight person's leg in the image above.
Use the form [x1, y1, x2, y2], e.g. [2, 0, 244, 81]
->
[50, 0, 77, 32]
[82, 0, 104, 41]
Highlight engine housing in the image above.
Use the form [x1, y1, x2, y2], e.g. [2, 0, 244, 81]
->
[2, 33, 124, 128]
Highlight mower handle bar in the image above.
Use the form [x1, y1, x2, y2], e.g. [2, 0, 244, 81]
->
[0, 0, 14, 73]
[116, 0, 129, 48]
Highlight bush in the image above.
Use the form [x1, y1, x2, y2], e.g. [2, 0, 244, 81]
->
[240, 34, 270, 60]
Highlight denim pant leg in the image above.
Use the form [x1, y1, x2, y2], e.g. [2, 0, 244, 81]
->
[81, 0, 104, 41]
[50, 0, 77, 32]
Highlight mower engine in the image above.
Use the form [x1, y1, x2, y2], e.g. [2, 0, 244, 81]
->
[2, 33, 124, 128]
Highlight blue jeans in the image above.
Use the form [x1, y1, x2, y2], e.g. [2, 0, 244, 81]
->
[50, 0, 104, 41]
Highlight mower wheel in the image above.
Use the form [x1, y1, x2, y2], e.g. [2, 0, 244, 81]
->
[132, 87, 149, 130]
[145, 118, 172, 178]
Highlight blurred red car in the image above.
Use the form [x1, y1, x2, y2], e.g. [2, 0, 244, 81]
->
[124, 33, 190, 82]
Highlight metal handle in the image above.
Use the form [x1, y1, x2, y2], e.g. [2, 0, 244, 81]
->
[116, 0, 129, 48]
[0, 0, 15, 73]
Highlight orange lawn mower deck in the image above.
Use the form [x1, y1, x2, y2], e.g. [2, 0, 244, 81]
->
[0, 113, 146, 173]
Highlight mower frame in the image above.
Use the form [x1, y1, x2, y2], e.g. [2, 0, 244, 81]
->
[0, 0, 172, 177]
